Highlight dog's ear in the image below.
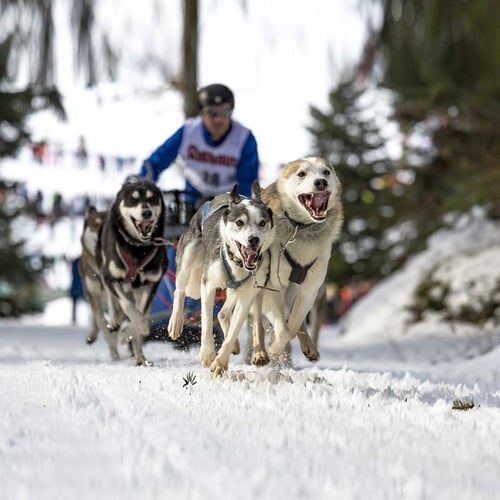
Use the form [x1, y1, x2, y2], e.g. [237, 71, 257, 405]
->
[267, 207, 274, 228]
[85, 206, 97, 217]
[251, 181, 262, 201]
[229, 184, 241, 205]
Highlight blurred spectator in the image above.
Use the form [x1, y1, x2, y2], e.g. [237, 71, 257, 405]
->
[75, 136, 88, 167]
[97, 154, 106, 172]
[52, 192, 65, 219]
[69, 257, 84, 324]
[31, 140, 47, 163]
[32, 190, 44, 219]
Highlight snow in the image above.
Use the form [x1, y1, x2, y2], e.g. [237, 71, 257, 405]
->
[2, 2, 500, 499]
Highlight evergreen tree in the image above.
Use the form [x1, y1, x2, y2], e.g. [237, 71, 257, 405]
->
[309, 82, 419, 287]
[309, 0, 500, 288]
[0, 12, 65, 316]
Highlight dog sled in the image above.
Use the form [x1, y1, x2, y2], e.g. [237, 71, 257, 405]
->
[148, 190, 225, 348]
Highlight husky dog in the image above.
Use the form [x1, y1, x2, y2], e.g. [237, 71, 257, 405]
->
[95, 179, 167, 365]
[167, 183, 274, 376]
[255, 157, 343, 362]
[79, 206, 109, 345]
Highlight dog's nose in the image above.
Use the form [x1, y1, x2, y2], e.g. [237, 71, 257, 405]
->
[142, 208, 153, 219]
[315, 178, 328, 191]
[248, 236, 260, 248]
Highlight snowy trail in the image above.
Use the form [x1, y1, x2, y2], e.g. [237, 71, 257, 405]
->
[1, 322, 500, 500]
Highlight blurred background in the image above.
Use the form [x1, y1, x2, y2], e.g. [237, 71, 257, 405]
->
[0, 0, 499, 332]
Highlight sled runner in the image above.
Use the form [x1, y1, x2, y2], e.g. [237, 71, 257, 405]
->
[148, 190, 224, 348]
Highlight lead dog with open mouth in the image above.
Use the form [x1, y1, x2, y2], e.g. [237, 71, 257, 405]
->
[254, 157, 343, 362]
[167, 182, 274, 376]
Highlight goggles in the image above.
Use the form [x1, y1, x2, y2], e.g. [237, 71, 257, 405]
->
[202, 107, 232, 119]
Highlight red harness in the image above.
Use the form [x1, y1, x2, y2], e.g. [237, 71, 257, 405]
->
[116, 244, 158, 282]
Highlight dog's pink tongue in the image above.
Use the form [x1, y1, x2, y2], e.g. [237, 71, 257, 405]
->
[244, 247, 259, 266]
[311, 192, 329, 211]
[139, 220, 153, 235]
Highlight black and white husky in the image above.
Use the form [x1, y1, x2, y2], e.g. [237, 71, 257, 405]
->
[94, 179, 167, 365]
[167, 183, 274, 376]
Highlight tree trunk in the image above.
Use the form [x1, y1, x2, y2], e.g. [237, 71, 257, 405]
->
[182, 0, 199, 118]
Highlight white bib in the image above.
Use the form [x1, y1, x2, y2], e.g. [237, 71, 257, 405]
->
[177, 117, 250, 197]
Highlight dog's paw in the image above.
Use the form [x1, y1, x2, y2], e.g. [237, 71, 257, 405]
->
[136, 358, 154, 367]
[108, 323, 120, 333]
[86, 333, 97, 345]
[199, 346, 216, 368]
[299, 336, 320, 362]
[304, 349, 320, 362]
[210, 359, 228, 378]
[252, 349, 270, 367]
[167, 316, 183, 340]
[231, 339, 240, 356]
[268, 338, 287, 359]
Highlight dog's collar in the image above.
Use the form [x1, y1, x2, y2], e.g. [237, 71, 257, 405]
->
[118, 227, 171, 247]
[220, 245, 253, 289]
[283, 210, 315, 231]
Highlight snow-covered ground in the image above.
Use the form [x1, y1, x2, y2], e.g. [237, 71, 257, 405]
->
[2, 168, 500, 499]
[2, 312, 500, 500]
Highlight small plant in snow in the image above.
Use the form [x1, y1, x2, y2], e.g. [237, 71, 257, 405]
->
[182, 371, 197, 389]
[452, 397, 475, 411]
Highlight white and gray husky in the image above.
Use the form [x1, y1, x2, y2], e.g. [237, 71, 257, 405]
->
[167, 182, 275, 376]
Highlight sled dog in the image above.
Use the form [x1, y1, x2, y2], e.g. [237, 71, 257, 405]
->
[167, 183, 274, 376]
[95, 179, 167, 365]
[79, 206, 110, 345]
[254, 157, 343, 361]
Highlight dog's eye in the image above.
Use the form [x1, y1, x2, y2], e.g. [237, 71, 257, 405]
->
[297, 171, 306, 178]
[259, 220, 266, 227]
[236, 219, 244, 227]
[323, 170, 331, 176]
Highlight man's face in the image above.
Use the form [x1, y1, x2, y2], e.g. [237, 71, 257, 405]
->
[201, 105, 232, 141]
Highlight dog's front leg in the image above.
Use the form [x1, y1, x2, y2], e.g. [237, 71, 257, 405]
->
[101, 287, 120, 360]
[217, 291, 240, 355]
[212, 297, 253, 377]
[287, 291, 320, 362]
[199, 282, 216, 368]
[167, 287, 186, 341]
[167, 264, 189, 340]
[265, 290, 293, 359]
[250, 291, 270, 366]
[117, 288, 152, 366]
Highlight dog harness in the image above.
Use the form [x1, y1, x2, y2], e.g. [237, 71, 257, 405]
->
[116, 245, 159, 283]
[283, 250, 317, 284]
[278, 211, 317, 285]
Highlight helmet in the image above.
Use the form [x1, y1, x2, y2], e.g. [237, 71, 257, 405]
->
[197, 84, 235, 110]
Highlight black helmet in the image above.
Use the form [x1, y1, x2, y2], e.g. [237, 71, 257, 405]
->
[197, 84, 234, 110]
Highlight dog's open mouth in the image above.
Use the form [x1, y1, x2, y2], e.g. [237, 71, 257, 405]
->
[133, 218, 156, 239]
[299, 191, 330, 220]
[237, 242, 261, 270]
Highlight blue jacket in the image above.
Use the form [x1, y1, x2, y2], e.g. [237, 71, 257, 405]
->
[140, 119, 259, 199]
